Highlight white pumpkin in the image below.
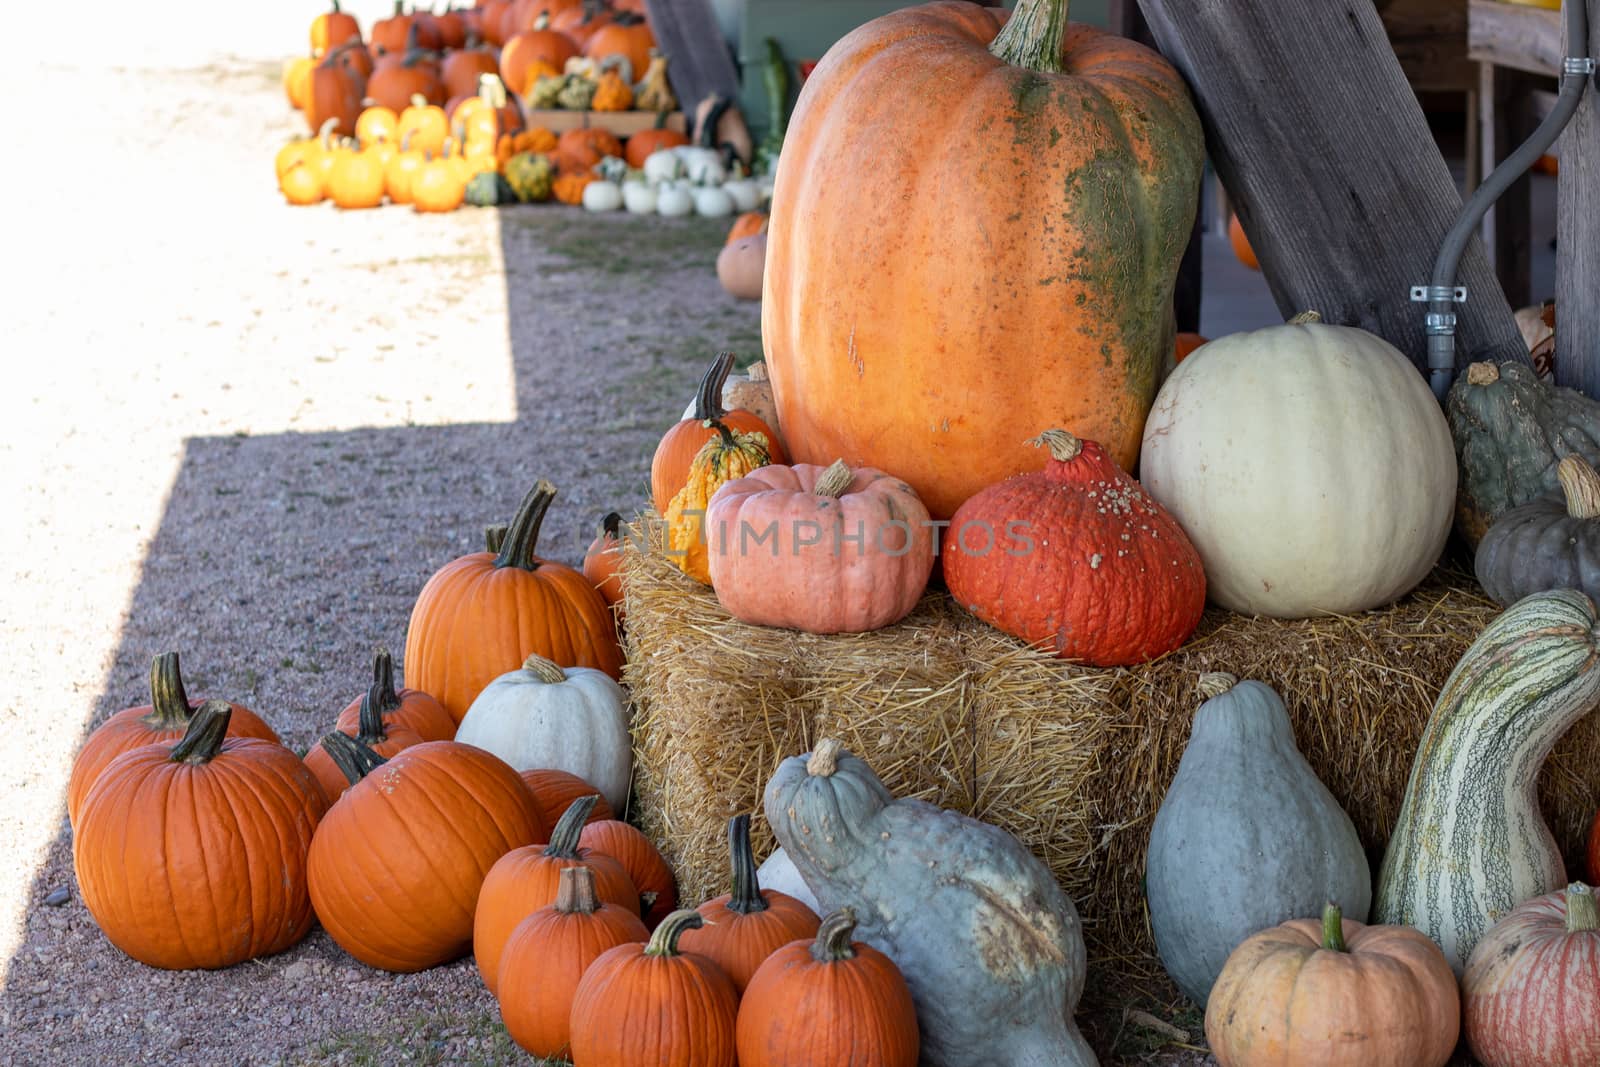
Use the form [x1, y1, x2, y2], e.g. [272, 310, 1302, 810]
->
[453, 654, 632, 812]
[755, 847, 819, 913]
[721, 177, 760, 212]
[694, 185, 734, 218]
[621, 178, 657, 214]
[642, 149, 681, 185]
[674, 146, 725, 185]
[1138, 311, 1455, 618]
[656, 181, 694, 217]
[582, 179, 623, 212]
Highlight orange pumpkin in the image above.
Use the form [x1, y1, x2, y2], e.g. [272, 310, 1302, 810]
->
[651, 351, 787, 514]
[569, 910, 739, 1067]
[736, 907, 920, 1067]
[581, 511, 625, 616]
[555, 126, 623, 172]
[368, 49, 446, 111]
[74, 703, 326, 969]
[332, 648, 455, 743]
[474, 795, 641, 994]
[579, 817, 678, 928]
[67, 652, 280, 829]
[404, 479, 622, 723]
[592, 69, 634, 111]
[411, 155, 467, 212]
[582, 11, 655, 81]
[310, 0, 362, 56]
[355, 105, 399, 146]
[1174, 331, 1209, 363]
[341, 41, 376, 82]
[302, 680, 425, 802]
[497, 865, 650, 1058]
[515, 125, 558, 153]
[552, 170, 595, 204]
[763, 0, 1203, 519]
[384, 132, 428, 204]
[326, 144, 387, 208]
[304, 44, 364, 136]
[397, 94, 449, 156]
[432, 7, 467, 49]
[520, 767, 616, 825]
[281, 158, 326, 205]
[726, 210, 768, 245]
[678, 814, 821, 993]
[284, 55, 315, 109]
[624, 125, 689, 168]
[307, 735, 546, 971]
[1205, 902, 1460, 1067]
[478, 0, 513, 44]
[550, 1, 614, 47]
[501, 19, 579, 94]
[1229, 213, 1259, 271]
[371, 0, 433, 55]
[442, 44, 500, 100]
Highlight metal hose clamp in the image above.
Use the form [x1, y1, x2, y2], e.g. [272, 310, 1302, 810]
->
[1410, 285, 1467, 303]
[1564, 56, 1596, 78]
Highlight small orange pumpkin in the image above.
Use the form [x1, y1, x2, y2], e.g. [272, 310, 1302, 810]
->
[326, 144, 387, 209]
[384, 132, 427, 204]
[678, 814, 822, 993]
[554, 126, 623, 173]
[284, 55, 315, 109]
[570, 909, 739, 1067]
[281, 158, 326, 205]
[582, 11, 655, 82]
[497, 865, 650, 1058]
[1174, 331, 1209, 363]
[332, 647, 454, 743]
[624, 125, 690, 168]
[592, 69, 634, 111]
[310, 0, 362, 57]
[651, 351, 787, 514]
[411, 155, 467, 212]
[501, 17, 579, 94]
[304, 43, 364, 136]
[368, 47, 446, 111]
[355, 104, 399, 146]
[552, 170, 595, 205]
[1229, 214, 1260, 271]
[727, 210, 768, 245]
[474, 795, 641, 994]
[520, 767, 616, 825]
[398, 93, 449, 156]
[581, 511, 625, 616]
[550, 0, 614, 47]
[579, 817, 678, 928]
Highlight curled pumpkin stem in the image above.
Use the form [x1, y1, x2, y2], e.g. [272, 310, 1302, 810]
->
[169, 701, 234, 764]
[1030, 429, 1083, 462]
[814, 460, 853, 499]
[807, 738, 844, 777]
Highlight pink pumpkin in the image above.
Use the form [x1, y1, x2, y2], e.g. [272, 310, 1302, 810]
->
[704, 460, 935, 633]
[1463, 881, 1600, 1067]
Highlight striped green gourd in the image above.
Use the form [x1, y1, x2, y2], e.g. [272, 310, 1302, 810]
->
[1374, 588, 1600, 973]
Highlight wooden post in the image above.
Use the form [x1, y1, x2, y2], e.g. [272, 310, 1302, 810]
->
[1136, 0, 1528, 373]
[1556, 1, 1600, 396]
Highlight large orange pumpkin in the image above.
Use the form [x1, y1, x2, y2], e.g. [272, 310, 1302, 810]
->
[367, 49, 446, 111]
[304, 44, 364, 136]
[306, 735, 546, 972]
[763, 0, 1203, 519]
[569, 909, 739, 1067]
[496, 865, 650, 1059]
[67, 651, 280, 828]
[311, 0, 362, 55]
[582, 11, 655, 81]
[473, 794, 640, 994]
[1205, 902, 1460, 1067]
[501, 19, 579, 94]
[442, 44, 500, 100]
[74, 703, 327, 969]
[677, 814, 821, 993]
[549, 1, 613, 47]
[736, 907, 920, 1067]
[404, 479, 622, 723]
[651, 351, 786, 514]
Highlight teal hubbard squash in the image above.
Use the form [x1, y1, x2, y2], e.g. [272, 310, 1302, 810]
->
[1375, 588, 1600, 973]
[943, 429, 1205, 665]
[1463, 881, 1600, 1067]
[762, 0, 1203, 519]
[765, 738, 1095, 1067]
[1145, 673, 1371, 1008]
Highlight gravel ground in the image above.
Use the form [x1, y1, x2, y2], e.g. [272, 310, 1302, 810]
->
[0, 31, 1221, 1067]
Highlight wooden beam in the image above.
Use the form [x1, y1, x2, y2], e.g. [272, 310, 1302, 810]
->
[1555, 1, 1600, 396]
[1468, 0, 1564, 77]
[1479, 62, 1535, 307]
[1136, 0, 1526, 372]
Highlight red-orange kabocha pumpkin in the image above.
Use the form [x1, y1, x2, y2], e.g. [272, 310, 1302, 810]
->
[762, 0, 1203, 519]
[473, 794, 640, 994]
[1463, 882, 1600, 1067]
[74, 702, 327, 970]
[652, 351, 787, 514]
[736, 907, 920, 1067]
[404, 479, 622, 724]
[678, 814, 821, 993]
[943, 429, 1206, 666]
[67, 651, 280, 828]
[306, 735, 546, 972]
[705, 460, 936, 633]
[332, 647, 455, 743]
[497, 865, 650, 1059]
[520, 767, 616, 825]
[310, 0, 362, 55]
[580, 817, 678, 928]
[582, 511, 625, 616]
[570, 909, 740, 1067]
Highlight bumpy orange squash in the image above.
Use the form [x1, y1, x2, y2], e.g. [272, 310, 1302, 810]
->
[763, 0, 1203, 518]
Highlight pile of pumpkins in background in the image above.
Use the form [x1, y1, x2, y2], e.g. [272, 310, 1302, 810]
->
[275, 0, 775, 215]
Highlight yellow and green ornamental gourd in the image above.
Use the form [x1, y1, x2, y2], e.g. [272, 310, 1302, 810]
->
[664, 423, 770, 584]
[504, 152, 555, 203]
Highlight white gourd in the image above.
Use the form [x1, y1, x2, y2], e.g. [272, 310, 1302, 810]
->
[453, 654, 632, 813]
[1138, 311, 1455, 617]
[694, 185, 734, 218]
[655, 181, 693, 217]
[674, 146, 725, 185]
[582, 180, 623, 212]
[621, 178, 657, 214]
[721, 178, 760, 212]
[642, 149, 681, 184]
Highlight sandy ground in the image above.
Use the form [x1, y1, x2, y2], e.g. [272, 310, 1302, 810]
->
[0, 12, 1232, 1065]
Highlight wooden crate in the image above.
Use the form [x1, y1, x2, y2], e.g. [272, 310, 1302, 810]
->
[523, 110, 688, 136]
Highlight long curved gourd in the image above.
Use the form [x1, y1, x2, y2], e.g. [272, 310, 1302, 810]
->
[1374, 588, 1600, 973]
[764, 739, 1096, 1067]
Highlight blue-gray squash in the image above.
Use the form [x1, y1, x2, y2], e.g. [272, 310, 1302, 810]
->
[763, 738, 1096, 1067]
[1144, 672, 1372, 1008]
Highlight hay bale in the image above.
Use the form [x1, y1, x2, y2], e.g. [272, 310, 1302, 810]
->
[622, 518, 1600, 976]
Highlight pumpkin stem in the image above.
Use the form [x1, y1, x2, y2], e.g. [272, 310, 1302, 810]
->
[543, 795, 598, 858]
[643, 909, 704, 958]
[1320, 902, 1348, 953]
[1556, 456, 1600, 520]
[484, 523, 508, 553]
[320, 731, 389, 786]
[555, 865, 601, 915]
[521, 654, 567, 684]
[811, 908, 859, 962]
[814, 460, 853, 499]
[989, 0, 1068, 74]
[369, 646, 403, 714]
[493, 480, 557, 572]
[318, 115, 340, 149]
[692, 352, 735, 421]
[1029, 429, 1084, 462]
[1567, 882, 1598, 933]
[1288, 310, 1323, 325]
[145, 651, 195, 729]
[352, 689, 389, 745]
[599, 511, 623, 541]
[726, 814, 770, 915]
[747, 360, 768, 383]
[807, 738, 844, 777]
[1195, 672, 1238, 700]
[1466, 361, 1501, 386]
[168, 701, 233, 764]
